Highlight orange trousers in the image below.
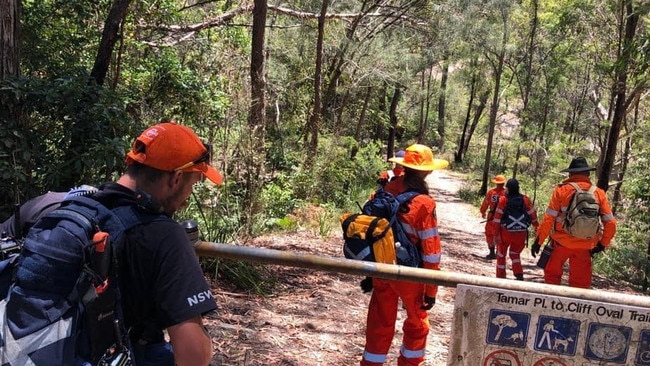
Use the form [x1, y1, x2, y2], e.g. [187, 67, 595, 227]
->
[484, 221, 499, 249]
[360, 279, 429, 366]
[544, 242, 592, 288]
[496, 230, 527, 278]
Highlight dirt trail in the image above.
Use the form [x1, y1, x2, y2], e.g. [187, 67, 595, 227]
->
[204, 170, 633, 366]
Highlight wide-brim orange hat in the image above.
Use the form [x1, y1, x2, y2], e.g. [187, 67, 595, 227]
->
[491, 175, 507, 184]
[388, 144, 449, 171]
[126, 122, 223, 184]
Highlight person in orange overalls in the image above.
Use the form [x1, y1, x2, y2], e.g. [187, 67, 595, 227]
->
[377, 150, 406, 188]
[531, 157, 617, 288]
[360, 144, 449, 366]
[479, 175, 507, 259]
[491, 178, 539, 280]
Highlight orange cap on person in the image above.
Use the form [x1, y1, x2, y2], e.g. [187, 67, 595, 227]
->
[126, 122, 223, 184]
[388, 144, 449, 171]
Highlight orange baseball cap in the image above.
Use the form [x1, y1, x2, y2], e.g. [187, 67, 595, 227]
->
[126, 122, 223, 184]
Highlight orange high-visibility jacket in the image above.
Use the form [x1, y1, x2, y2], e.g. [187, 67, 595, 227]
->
[492, 194, 540, 231]
[384, 176, 441, 298]
[536, 175, 617, 250]
[480, 187, 506, 219]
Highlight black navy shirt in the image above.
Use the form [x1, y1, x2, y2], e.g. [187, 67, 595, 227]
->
[94, 182, 217, 343]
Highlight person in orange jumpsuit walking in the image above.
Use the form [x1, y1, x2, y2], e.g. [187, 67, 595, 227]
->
[377, 150, 406, 188]
[531, 157, 617, 288]
[479, 175, 507, 259]
[360, 144, 448, 366]
[492, 178, 539, 280]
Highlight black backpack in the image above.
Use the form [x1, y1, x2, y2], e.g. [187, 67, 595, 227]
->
[500, 194, 531, 232]
[341, 189, 421, 267]
[0, 195, 170, 365]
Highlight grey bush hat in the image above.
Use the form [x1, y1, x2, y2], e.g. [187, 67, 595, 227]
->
[560, 157, 596, 173]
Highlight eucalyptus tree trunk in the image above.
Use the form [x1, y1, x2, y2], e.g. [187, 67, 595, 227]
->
[455, 72, 476, 164]
[243, 0, 267, 234]
[387, 87, 401, 159]
[437, 56, 449, 151]
[512, 0, 537, 178]
[480, 9, 508, 196]
[0, 0, 20, 80]
[0, 0, 21, 208]
[89, 0, 132, 86]
[597, 2, 639, 192]
[417, 71, 426, 142]
[306, 0, 329, 168]
[417, 66, 434, 144]
[351, 86, 372, 159]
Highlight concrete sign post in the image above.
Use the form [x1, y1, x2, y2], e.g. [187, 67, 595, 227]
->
[448, 284, 650, 365]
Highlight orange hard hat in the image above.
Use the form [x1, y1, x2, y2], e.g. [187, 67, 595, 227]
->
[388, 144, 449, 171]
[491, 175, 507, 184]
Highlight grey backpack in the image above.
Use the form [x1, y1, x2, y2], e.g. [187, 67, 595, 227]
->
[563, 182, 601, 239]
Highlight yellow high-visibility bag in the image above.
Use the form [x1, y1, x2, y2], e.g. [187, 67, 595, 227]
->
[340, 213, 397, 265]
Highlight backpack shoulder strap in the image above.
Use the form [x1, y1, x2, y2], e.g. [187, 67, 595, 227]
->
[111, 205, 171, 232]
[587, 184, 597, 194]
[568, 182, 583, 193]
[395, 190, 420, 205]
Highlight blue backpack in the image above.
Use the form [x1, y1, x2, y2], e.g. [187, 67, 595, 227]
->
[0, 195, 169, 366]
[358, 189, 421, 267]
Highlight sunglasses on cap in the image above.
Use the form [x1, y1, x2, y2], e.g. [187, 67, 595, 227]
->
[173, 143, 212, 172]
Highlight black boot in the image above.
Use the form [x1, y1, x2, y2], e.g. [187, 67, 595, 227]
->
[515, 274, 524, 281]
[485, 248, 496, 260]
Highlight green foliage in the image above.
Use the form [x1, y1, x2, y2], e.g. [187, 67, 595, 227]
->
[177, 183, 278, 296]
[311, 203, 337, 238]
[593, 225, 648, 292]
[265, 216, 299, 233]
[201, 258, 277, 296]
[21, 0, 109, 77]
[0, 76, 135, 217]
[291, 137, 385, 208]
[259, 173, 302, 220]
[594, 150, 650, 292]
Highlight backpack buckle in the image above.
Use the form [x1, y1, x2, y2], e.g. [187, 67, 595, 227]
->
[96, 279, 109, 294]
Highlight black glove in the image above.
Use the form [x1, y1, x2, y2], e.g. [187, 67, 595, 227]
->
[420, 295, 435, 310]
[590, 242, 606, 257]
[360, 277, 373, 293]
[531, 238, 541, 258]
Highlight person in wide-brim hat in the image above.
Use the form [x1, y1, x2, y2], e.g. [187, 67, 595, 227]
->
[491, 175, 507, 184]
[359, 142, 445, 366]
[560, 157, 596, 173]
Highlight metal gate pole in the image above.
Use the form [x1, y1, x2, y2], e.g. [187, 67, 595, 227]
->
[194, 241, 650, 308]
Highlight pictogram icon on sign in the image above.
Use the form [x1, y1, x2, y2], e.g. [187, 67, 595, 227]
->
[584, 322, 631, 363]
[635, 329, 650, 365]
[534, 315, 580, 356]
[486, 309, 530, 348]
[532, 356, 569, 366]
[482, 349, 522, 366]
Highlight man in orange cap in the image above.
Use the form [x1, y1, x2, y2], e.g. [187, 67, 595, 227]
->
[360, 144, 448, 366]
[90, 121, 222, 365]
[0, 122, 220, 365]
[480, 174, 507, 259]
[532, 157, 617, 288]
